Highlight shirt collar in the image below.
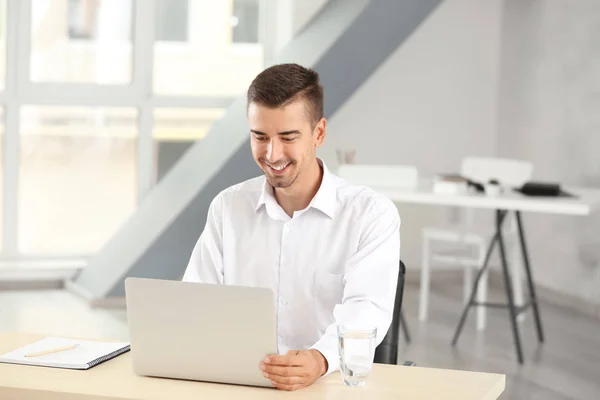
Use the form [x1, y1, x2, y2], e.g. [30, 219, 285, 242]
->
[255, 180, 277, 213]
[308, 159, 336, 218]
[255, 158, 337, 219]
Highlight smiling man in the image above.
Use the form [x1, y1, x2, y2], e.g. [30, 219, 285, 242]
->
[183, 63, 400, 391]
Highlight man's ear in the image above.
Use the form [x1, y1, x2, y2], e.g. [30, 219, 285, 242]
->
[314, 118, 327, 147]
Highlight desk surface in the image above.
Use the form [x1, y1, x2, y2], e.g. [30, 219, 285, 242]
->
[0, 333, 505, 400]
[377, 181, 600, 216]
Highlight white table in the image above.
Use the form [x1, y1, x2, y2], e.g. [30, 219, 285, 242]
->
[375, 180, 600, 363]
[377, 181, 600, 215]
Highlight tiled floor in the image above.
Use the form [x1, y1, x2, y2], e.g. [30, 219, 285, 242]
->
[1, 279, 599, 399]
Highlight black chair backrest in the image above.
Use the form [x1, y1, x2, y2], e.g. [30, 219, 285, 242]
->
[373, 260, 406, 365]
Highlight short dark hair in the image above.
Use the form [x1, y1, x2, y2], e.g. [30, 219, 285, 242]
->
[247, 63, 324, 127]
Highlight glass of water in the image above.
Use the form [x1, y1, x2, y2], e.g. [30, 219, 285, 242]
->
[337, 325, 377, 387]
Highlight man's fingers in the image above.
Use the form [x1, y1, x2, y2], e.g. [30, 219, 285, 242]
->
[260, 349, 322, 391]
[266, 373, 305, 386]
[264, 350, 301, 366]
[262, 364, 306, 377]
[271, 380, 305, 391]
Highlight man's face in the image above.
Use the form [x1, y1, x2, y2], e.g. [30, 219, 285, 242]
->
[249, 100, 326, 189]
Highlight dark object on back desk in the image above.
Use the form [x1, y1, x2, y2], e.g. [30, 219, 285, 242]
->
[515, 181, 575, 198]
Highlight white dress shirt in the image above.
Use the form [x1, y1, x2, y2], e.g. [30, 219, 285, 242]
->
[183, 160, 400, 374]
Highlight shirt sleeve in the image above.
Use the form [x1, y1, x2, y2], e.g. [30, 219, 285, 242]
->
[182, 195, 224, 284]
[310, 196, 400, 376]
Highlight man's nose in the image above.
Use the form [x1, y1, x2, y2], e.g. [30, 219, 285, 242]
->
[266, 139, 283, 161]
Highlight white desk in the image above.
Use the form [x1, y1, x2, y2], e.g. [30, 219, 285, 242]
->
[376, 180, 600, 363]
[377, 180, 600, 216]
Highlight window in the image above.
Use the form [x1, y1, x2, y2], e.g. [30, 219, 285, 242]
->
[32, 0, 134, 84]
[0, 0, 6, 91]
[19, 106, 138, 254]
[153, 0, 264, 96]
[155, 0, 189, 42]
[67, 0, 189, 43]
[231, 0, 260, 44]
[67, 0, 99, 39]
[1, 0, 272, 259]
[0, 107, 4, 249]
[66, 0, 133, 41]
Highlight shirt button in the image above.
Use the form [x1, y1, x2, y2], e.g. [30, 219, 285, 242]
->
[280, 298, 288, 306]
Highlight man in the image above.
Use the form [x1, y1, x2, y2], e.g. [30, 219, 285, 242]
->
[183, 63, 400, 391]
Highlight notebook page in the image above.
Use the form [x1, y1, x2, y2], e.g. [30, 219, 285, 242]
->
[0, 336, 129, 369]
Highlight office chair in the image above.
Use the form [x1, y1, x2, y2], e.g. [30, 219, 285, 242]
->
[374, 260, 411, 365]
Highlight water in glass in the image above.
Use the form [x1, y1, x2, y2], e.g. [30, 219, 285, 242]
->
[337, 326, 377, 387]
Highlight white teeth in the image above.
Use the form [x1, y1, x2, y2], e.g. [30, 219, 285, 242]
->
[270, 163, 288, 171]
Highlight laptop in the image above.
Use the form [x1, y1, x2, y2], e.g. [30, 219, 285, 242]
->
[124, 277, 278, 387]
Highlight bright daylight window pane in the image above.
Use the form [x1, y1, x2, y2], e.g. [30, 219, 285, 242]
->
[0, 0, 6, 91]
[153, 0, 263, 96]
[19, 106, 137, 254]
[0, 108, 4, 250]
[152, 107, 226, 184]
[30, 0, 133, 84]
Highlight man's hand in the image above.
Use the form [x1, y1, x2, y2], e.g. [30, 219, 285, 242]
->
[260, 349, 328, 391]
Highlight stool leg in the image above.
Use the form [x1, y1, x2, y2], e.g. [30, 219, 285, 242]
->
[476, 267, 488, 331]
[476, 243, 487, 331]
[463, 264, 473, 305]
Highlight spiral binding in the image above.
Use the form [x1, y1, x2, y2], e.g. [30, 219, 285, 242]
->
[86, 345, 130, 369]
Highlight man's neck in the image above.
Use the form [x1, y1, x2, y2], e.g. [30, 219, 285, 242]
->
[275, 160, 323, 217]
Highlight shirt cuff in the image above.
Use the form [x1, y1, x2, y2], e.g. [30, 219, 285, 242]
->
[310, 336, 339, 377]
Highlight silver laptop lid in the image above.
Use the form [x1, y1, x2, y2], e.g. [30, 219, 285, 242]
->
[125, 277, 277, 387]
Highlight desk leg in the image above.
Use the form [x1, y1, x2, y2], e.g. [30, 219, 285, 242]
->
[451, 210, 506, 346]
[497, 210, 524, 364]
[516, 211, 544, 343]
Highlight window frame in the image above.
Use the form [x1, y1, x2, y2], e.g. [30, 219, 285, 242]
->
[0, 0, 277, 260]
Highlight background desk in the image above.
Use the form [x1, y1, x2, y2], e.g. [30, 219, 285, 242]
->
[0, 333, 505, 400]
[377, 181, 600, 363]
[377, 182, 600, 215]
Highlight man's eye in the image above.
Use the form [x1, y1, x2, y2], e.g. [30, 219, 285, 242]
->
[282, 137, 296, 142]
[254, 136, 268, 141]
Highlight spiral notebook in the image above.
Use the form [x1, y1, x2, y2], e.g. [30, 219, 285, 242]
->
[0, 336, 130, 370]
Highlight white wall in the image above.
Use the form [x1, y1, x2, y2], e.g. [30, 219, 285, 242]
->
[497, 0, 600, 309]
[321, 0, 504, 270]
